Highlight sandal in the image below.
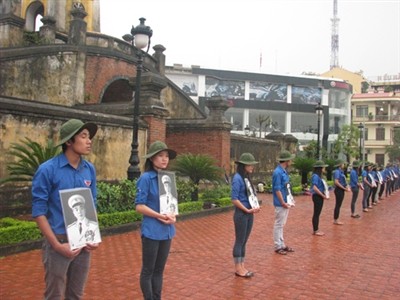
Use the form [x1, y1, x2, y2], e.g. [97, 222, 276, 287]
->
[282, 246, 295, 252]
[275, 248, 287, 255]
[313, 231, 325, 236]
[235, 271, 254, 278]
[351, 214, 360, 218]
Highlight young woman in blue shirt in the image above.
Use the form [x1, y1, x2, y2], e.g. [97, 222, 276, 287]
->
[231, 153, 260, 278]
[135, 141, 177, 300]
[310, 160, 329, 236]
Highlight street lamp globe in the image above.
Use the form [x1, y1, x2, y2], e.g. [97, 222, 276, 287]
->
[131, 17, 153, 50]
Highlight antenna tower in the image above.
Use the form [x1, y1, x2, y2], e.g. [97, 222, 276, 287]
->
[330, 0, 339, 69]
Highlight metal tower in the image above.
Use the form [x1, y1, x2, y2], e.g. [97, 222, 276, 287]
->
[330, 0, 340, 69]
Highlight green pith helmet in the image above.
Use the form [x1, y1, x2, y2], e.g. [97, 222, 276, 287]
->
[313, 160, 328, 168]
[278, 150, 295, 162]
[143, 141, 177, 159]
[334, 159, 345, 167]
[235, 153, 258, 165]
[57, 119, 97, 146]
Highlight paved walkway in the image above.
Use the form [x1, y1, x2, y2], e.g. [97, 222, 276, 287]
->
[1, 191, 399, 299]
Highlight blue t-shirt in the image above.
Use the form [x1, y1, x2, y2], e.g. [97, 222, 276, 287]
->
[311, 173, 325, 195]
[135, 170, 176, 240]
[272, 164, 290, 207]
[32, 153, 97, 235]
[333, 168, 347, 188]
[361, 169, 372, 187]
[349, 169, 359, 188]
[231, 173, 251, 209]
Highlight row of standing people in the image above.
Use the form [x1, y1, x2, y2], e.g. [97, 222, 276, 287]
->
[31, 118, 399, 298]
[231, 152, 400, 283]
[311, 159, 399, 236]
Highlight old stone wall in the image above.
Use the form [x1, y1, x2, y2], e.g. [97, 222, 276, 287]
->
[230, 135, 281, 183]
[0, 96, 139, 181]
[0, 48, 83, 105]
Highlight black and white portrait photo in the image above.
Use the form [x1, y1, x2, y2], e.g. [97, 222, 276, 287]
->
[59, 188, 101, 250]
[158, 171, 179, 215]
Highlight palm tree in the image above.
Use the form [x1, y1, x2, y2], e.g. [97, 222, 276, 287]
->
[170, 153, 224, 201]
[0, 138, 61, 185]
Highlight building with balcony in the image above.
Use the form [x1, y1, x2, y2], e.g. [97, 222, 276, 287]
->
[352, 90, 400, 165]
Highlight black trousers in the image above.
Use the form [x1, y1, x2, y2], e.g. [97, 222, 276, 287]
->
[334, 188, 345, 220]
[312, 194, 324, 232]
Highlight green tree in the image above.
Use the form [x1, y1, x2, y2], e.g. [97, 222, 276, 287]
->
[293, 156, 315, 185]
[385, 126, 400, 162]
[303, 140, 317, 159]
[333, 124, 359, 162]
[255, 114, 270, 138]
[0, 138, 61, 185]
[170, 153, 224, 201]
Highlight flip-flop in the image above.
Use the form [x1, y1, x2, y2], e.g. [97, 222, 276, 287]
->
[235, 271, 253, 278]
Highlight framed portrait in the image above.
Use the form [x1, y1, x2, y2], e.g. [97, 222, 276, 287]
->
[59, 187, 101, 250]
[158, 171, 179, 215]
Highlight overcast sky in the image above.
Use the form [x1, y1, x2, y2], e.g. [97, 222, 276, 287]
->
[100, 0, 400, 80]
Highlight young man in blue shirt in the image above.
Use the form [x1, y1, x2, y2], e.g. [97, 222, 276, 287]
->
[32, 119, 99, 299]
[272, 150, 295, 255]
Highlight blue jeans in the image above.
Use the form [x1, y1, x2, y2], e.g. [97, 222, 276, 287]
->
[42, 240, 91, 300]
[232, 207, 254, 262]
[273, 206, 289, 250]
[362, 184, 371, 209]
[140, 237, 171, 300]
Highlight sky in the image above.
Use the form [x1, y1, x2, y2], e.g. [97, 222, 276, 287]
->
[100, 0, 400, 81]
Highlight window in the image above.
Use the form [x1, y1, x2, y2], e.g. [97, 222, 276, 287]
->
[375, 154, 384, 166]
[376, 127, 385, 141]
[356, 105, 368, 118]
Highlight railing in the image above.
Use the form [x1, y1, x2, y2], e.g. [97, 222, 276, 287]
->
[354, 115, 399, 122]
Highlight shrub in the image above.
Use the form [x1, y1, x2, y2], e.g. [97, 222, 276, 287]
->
[0, 218, 42, 245]
[97, 180, 136, 213]
[200, 184, 230, 201]
[177, 201, 204, 214]
[97, 210, 142, 228]
[176, 178, 196, 203]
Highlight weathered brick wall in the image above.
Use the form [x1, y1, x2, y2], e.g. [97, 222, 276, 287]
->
[85, 55, 136, 104]
[143, 115, 166, 146]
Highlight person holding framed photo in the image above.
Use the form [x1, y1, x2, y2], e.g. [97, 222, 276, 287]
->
[231, 153, 260, 278]
[32, 119, 99, 299]
[135, 141, 177, 300]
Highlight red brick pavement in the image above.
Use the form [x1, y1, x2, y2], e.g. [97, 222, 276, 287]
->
[1, 191, 399, 299]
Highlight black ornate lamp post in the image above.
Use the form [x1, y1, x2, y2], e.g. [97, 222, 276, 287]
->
[123, 18, 153, 180]
[358, 122, 364, 160]
[315, 102, 323, 160]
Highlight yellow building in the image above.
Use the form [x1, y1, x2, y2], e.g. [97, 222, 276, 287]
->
[321, 67, 366, 94]
[352, 91, 400, 165]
